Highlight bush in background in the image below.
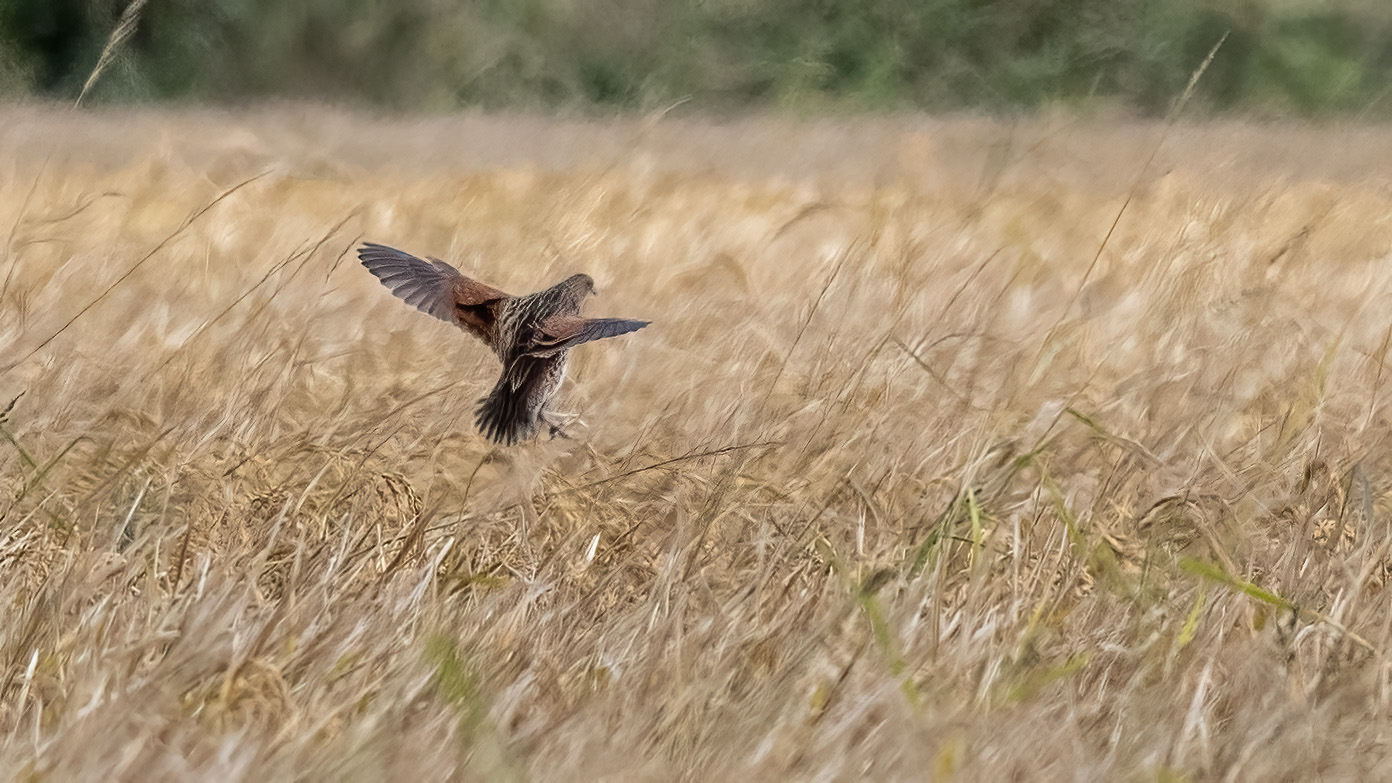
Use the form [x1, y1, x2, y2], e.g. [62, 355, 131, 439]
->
[2, 0, 1391, 114]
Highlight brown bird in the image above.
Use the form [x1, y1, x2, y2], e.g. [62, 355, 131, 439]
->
[358, 242, 649, 445]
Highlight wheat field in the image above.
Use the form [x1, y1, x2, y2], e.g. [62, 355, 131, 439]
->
[3, 106, 1392, 781]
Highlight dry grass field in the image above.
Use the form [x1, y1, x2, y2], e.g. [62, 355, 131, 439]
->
[4, 106, 1392, 781]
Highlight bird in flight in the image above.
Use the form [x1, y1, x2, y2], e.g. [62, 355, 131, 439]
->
[358, 242, 649, 445]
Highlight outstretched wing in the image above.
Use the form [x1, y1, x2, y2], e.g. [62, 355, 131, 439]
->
[358, 242, 511, 346]
[523, 316, 650, 357]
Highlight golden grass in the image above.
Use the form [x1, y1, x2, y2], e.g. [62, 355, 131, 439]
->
[3, 106, 1392, 780]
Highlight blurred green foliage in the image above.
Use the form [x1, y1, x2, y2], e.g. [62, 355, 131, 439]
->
[1, 0, 1391, 114]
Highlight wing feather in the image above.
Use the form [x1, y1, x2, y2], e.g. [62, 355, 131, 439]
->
[524, 316, 650, 357]
[359, 242, 511, 345]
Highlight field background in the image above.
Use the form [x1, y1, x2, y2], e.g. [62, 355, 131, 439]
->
[3, 107, 1392, 780]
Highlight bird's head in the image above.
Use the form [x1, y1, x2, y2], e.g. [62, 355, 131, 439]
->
[566, 273, 597, 297]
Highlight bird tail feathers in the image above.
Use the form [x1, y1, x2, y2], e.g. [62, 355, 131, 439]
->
[475, 377, 536, 446]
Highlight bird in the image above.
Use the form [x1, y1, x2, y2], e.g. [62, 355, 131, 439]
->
[358, 242, 649, 445]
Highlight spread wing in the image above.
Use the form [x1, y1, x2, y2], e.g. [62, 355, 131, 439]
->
[523, 316, 650, 358]
[358, 242, 511, 346]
